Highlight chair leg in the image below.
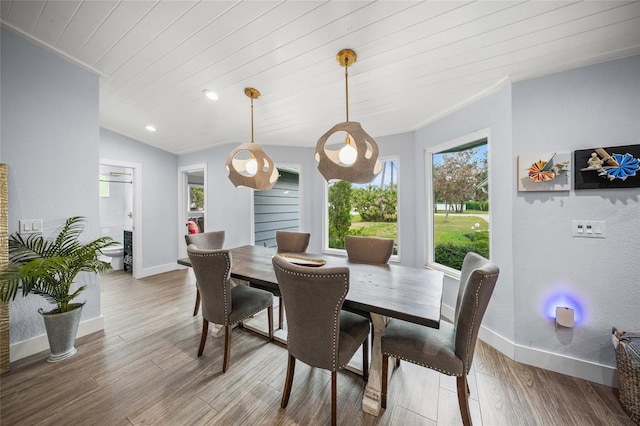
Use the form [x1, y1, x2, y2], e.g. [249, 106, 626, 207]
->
[456, 375, 472, 426]
[381, 354, 389, 409]
[193, 287, 200, 316]
[197, 319, 208, 357]
[362, 333, 369, 381]
[331, 371, 337, 426]
[281, 354, 296, 408]
[222, 325, 232, 373]
[278, 297, 284, 330]
[267, 305, 274, 341]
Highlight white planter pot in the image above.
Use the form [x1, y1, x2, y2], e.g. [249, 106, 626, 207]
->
[39, 303, 83, 363]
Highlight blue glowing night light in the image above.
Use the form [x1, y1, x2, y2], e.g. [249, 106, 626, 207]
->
[542, 292, 584, 324]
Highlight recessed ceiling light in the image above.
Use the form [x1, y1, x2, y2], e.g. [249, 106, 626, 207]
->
[203, 90, 218, 101]
[145, 125, 157, 132]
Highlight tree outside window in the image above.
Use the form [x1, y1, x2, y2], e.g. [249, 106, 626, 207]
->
[431, 140, 489, 270]
[327, 159, 398, 255]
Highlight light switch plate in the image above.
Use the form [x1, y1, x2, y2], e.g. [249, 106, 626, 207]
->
[19, 219, 43, 235]
[572, 220, 605, 238]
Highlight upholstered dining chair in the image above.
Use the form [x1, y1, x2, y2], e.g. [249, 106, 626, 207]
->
[275, 230, 310, 253]
[187, 245, 273, 373]
[272, 255, 370, 426]
[275, 230, 311, 329]
[345, 235, 394, 264]
[185, 230, 225, 316]
[344, 235, 394, 333]
[381, 252, 499, 426]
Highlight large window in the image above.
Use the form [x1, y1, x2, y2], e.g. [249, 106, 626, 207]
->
[326, 159, 399, 257]
[427, 133, 489, 274]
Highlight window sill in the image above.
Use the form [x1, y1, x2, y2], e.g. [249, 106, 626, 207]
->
[426, 262, 461, 280]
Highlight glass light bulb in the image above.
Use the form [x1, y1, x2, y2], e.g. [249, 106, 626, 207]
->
[245, 157, 258, 175]
[339, 143, 357, 165]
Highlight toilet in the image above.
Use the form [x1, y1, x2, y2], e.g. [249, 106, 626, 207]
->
[101, 244, 124, 270]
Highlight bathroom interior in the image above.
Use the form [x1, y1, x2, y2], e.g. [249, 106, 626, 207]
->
[99, 164, 133, 271]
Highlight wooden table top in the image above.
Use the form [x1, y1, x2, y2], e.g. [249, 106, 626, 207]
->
[179, 245, 444, 328]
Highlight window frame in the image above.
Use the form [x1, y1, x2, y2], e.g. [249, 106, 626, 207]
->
[323, 156, 400, 262]
[425, 129, 491, 278]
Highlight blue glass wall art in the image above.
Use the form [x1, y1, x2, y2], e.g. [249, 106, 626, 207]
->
[574, 144, 640, 189]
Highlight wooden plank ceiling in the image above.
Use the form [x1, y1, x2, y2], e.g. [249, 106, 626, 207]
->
[2, 1, 639, 154]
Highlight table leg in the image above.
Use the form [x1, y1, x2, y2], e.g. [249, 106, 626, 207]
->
[362, 313, 389, 416]
[210, 324, 225, 337]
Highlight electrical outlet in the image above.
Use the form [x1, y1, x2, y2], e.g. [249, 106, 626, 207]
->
[572, 220, 605, 238]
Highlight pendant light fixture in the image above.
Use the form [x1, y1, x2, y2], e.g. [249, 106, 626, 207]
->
[315, 49, 382, 183]
[225, 87, 278, 190]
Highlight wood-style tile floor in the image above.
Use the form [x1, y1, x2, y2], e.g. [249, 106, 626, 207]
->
[1, 269, 635, 425]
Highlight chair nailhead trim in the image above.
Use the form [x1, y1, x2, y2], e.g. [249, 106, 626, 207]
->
[191, 251, 231, 323]
[381, 352, 460, 377]
[273, 263, 348, 369]
[461, 272, 499, 374]
[383, 270, 499, 376]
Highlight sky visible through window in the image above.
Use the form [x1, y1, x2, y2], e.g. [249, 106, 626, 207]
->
[353, 159, 398, 188]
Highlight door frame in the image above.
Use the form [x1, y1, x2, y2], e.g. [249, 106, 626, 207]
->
[99, 159, 143, 278]
[178, 163, 207, 259]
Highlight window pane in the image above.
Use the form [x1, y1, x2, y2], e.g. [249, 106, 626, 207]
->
[189, 185, 204, 211]
[327, 159, 398, 255]
[99, 174, 109, 197]
[432, 141, 488, 270]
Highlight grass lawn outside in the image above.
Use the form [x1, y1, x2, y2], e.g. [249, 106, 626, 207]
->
[349, 213, 490, 245]
[434, 214, 489, 245]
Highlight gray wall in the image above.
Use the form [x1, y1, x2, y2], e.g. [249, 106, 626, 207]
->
[1, 29, 101, 344]
[511, 55, 640, 370]
[100, 128, 179, 274]
[413, 54, 640, 381]
[414, 86, 516, 347]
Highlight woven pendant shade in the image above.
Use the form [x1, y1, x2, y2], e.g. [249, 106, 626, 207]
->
[315, 121, 382, 183]
[225, 88, 278, 190]
[315, 49, 381, 183]
[226, 142, 278, 189]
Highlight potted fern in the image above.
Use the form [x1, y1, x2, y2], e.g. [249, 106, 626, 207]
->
[0, 216, 115, 362]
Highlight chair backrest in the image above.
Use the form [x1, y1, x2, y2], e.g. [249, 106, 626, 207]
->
[185, 230, 225, 250]
[275, 231, 310, 253]
[345, 235, 394, 264]
[453, 252, 499, 373]
[187, 245, 232, 325]
[272, 255, 349, 371]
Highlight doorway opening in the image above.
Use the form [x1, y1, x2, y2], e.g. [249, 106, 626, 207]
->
[178, 164, 207, 259]
[99, 159, 142, 278]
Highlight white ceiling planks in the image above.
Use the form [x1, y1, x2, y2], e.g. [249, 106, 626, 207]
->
[2, 0, 640, 154]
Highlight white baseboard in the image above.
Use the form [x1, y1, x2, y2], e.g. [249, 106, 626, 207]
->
[10, 315, 104, 362]
[135, 262, 181, 279]
[443, 303, 616, 387]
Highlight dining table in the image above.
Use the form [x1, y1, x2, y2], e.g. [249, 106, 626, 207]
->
[179, 244, 444, 416]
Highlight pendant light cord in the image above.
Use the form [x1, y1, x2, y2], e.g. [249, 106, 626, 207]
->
[250, 97, 255, 143]
[344, 59, 350, 122]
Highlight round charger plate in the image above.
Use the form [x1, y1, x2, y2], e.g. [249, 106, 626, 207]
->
[279, 253, 326, 267]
